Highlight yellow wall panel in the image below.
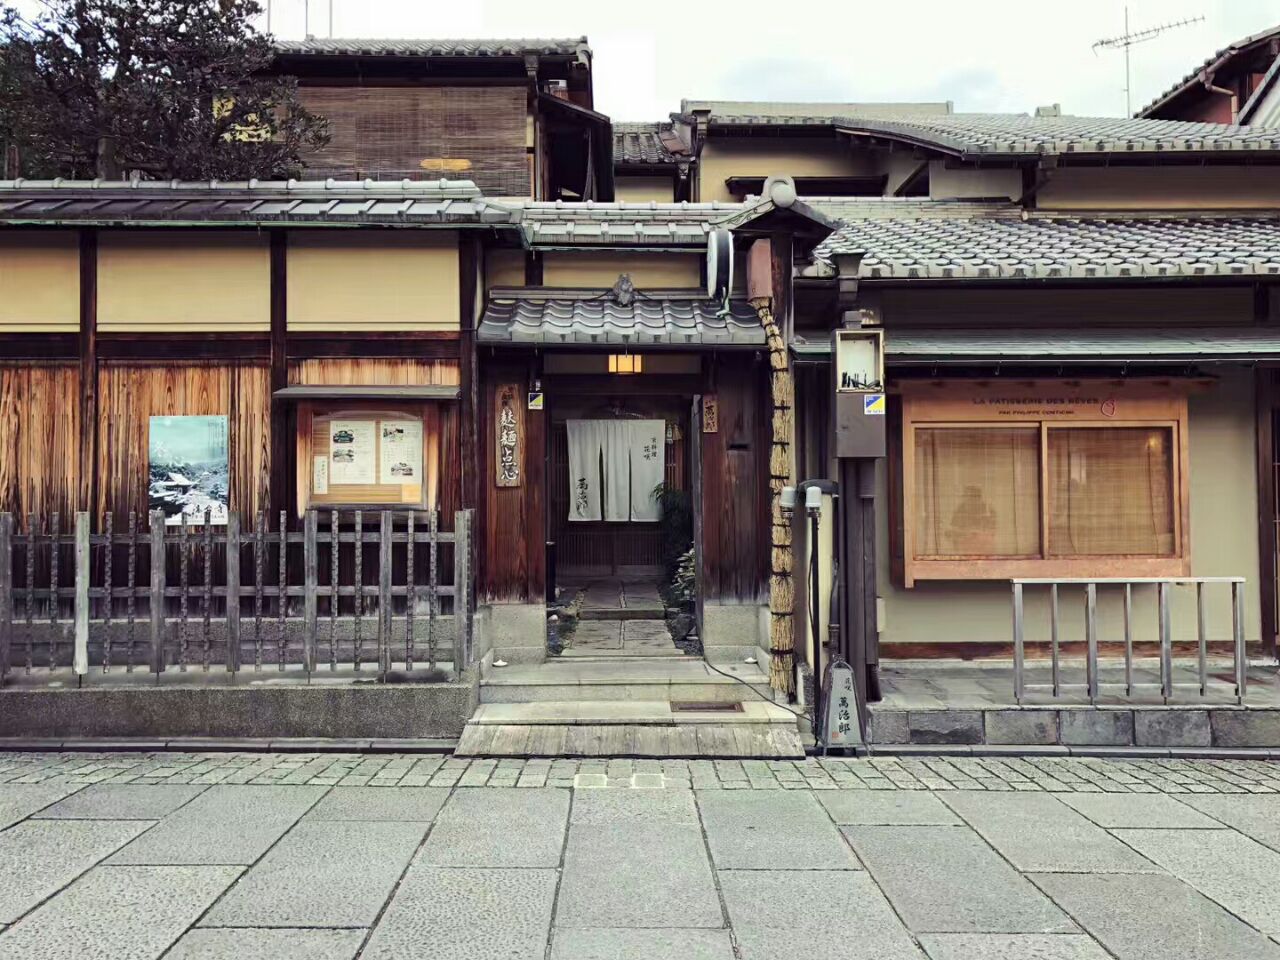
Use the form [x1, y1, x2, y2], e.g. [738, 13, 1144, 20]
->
[287, 231, 460, 332]
[0, 232, 80, 333]
[98, 231, 269, 332]
[542, 252, 701, 289]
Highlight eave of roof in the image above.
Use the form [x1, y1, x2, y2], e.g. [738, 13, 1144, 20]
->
[1137, 23, 1280, 118]
[273, 37, 590, 59]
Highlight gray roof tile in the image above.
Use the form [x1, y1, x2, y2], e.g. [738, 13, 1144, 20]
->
[0, 178, 519, 227]
[613, 122, 690, 165]
[832, 112, 1280, 156]
[275, 38, 588, 58]
[817, 206, 1280, 280]
[478, 297, 763, 347]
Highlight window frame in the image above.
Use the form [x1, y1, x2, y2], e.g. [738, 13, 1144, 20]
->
[295, 401, 439, 515]
[899, 382, 1191, 586]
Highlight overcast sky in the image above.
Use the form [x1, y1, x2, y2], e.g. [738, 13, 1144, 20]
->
[257, 0, 1277, 120]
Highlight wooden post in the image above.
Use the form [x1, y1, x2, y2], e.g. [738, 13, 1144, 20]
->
[453, 510, 472, 672]
[268, 230, 289, 521]
[78, 229, 98, 518]
[0, 513, 12, 679]
[378, 510, 392, 676]
[303, 509, 317, 675]
[225, 512, 241, 674]
[149, 510, 166, 675]
[73, 512, 89, 676]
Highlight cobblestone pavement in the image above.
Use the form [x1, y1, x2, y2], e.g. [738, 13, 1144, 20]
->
[0, 753, 1278, 958]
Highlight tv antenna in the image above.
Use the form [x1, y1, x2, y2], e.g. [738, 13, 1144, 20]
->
[1092, 6, 1204, 116]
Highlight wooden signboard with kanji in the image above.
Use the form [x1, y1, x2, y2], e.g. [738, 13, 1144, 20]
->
[495, 384, 523, 488]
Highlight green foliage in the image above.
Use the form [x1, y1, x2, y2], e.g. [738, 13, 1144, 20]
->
[653, 482, 693, 581]
[0, 0, 328, 180]
[670, 546, 696, 606]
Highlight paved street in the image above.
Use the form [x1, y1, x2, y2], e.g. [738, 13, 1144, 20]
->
[0, 753, 1278, 958]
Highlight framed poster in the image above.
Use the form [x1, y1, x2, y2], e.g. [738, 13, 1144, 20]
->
[379, 419, 423, 484]
[329, 419, 376, 485]
[148, 415, 229, 526]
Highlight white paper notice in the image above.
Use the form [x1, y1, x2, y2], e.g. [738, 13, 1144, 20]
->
[379, 419, 423, 485]
[329, 420, 375, 485]
[313, 455, 329, 495]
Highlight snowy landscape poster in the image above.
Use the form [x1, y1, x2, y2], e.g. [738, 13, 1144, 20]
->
[148, 415, 230, 526]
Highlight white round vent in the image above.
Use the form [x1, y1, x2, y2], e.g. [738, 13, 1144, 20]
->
[706, 228, 734, 301]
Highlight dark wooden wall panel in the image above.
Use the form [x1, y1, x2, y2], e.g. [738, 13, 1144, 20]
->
[701, 353, 769, 603]
[96, 363, 271, 523]
[480, 362, 546, 602]
[0, 364, 82, 527]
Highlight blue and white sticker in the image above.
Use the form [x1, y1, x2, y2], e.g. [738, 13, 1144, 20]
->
[863, 393, 885, 416]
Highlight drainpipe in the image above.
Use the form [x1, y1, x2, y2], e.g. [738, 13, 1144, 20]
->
[1201, 71, 1240, 123]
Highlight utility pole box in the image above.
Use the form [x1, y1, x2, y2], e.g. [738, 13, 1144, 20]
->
[832, 328, 886, 459]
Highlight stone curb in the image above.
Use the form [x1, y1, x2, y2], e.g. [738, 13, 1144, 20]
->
[0, 737, 458, 754]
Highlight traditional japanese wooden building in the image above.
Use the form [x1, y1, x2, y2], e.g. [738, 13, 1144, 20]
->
[3, 39, 1280, 752]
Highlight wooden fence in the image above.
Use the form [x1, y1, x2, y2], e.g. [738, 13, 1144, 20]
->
[0, 508, 474, 681]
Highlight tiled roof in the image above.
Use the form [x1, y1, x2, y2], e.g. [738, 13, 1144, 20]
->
[889, 328, 1280, 361]
[1138, 24, 1280, 118]
[0, 179, 519, 226]
[478, 296, 763, 347]
[613, 122, 690, 165]
[794, 328, 1280, 361]
[515, 199, 744, 247]
[833, 113, 1280, 157]
[682, 100, 952, 123]
[817, 208, 1280, 280]
[274, 38, 589, 58]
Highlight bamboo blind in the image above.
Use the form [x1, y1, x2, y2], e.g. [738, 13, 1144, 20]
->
[296, 86, 530, 196]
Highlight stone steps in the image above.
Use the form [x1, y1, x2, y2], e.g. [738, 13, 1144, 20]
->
[456, 701, 804, 758]
[478, 658, 776, 705]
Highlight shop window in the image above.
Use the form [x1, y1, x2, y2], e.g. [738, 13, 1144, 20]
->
[900, 383, 1190, 585]
[296, 404, 441, 512]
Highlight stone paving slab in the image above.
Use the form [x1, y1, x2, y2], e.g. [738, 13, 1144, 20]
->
[817, 790, 961, 825]
[202, 820, 426, 927]
[1177, 794, 1280, 851]
[361, 867, 558, 960]
[35, 783, 205, 820]
[1113, 828, 1280, 934]
[915, 933, 1115, 960]
[571, 784, 700, 824]
[0, 818, 152, 923]
[557, 821, 722, 928]
[844, 826, 1075, 934]
[698, 790, 860, 869]
[549, 927, 734, 960]
[720, 869, 924, 959]
[1056, 792, 1226, 829]
[0, 865, 241, 960]
[940, 792, 1160, 873]
[166, 927, 365, 960]
[0, 782, 84, 828]
[108, 784, 325, 865]
[1031, 872, 1280, 960]
[304, 786, 450, 822]
[417, 787, 569, 867]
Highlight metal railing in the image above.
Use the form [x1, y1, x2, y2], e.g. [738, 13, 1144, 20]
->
[1011, 577, 1247, 705]
[0, 508, 474, 682]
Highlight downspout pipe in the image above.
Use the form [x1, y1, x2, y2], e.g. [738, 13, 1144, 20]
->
[1201, 70, 1240, 123]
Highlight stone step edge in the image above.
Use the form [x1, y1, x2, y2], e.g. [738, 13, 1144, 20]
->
[577, 608, 668, 621]
[468, 704, 798, 727]
[455, 723, 805, 759]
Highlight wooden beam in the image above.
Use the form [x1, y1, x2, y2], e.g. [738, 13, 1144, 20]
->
[97, 334, 270, 361]
[269, 230, 289, 521]
[77, 228, 97, 519]
[285, 331, 461, 359]
[1257, 367, 1278, 658]
[459, 234, 479, 514]
[0, 334, 78, 360]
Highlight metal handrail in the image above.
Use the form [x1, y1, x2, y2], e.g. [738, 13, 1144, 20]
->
[1011, 577, 1247, 705]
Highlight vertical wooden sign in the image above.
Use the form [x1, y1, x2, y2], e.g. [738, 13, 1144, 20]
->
[702, 394, 719, 433]
[495, 384, 523, 488]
